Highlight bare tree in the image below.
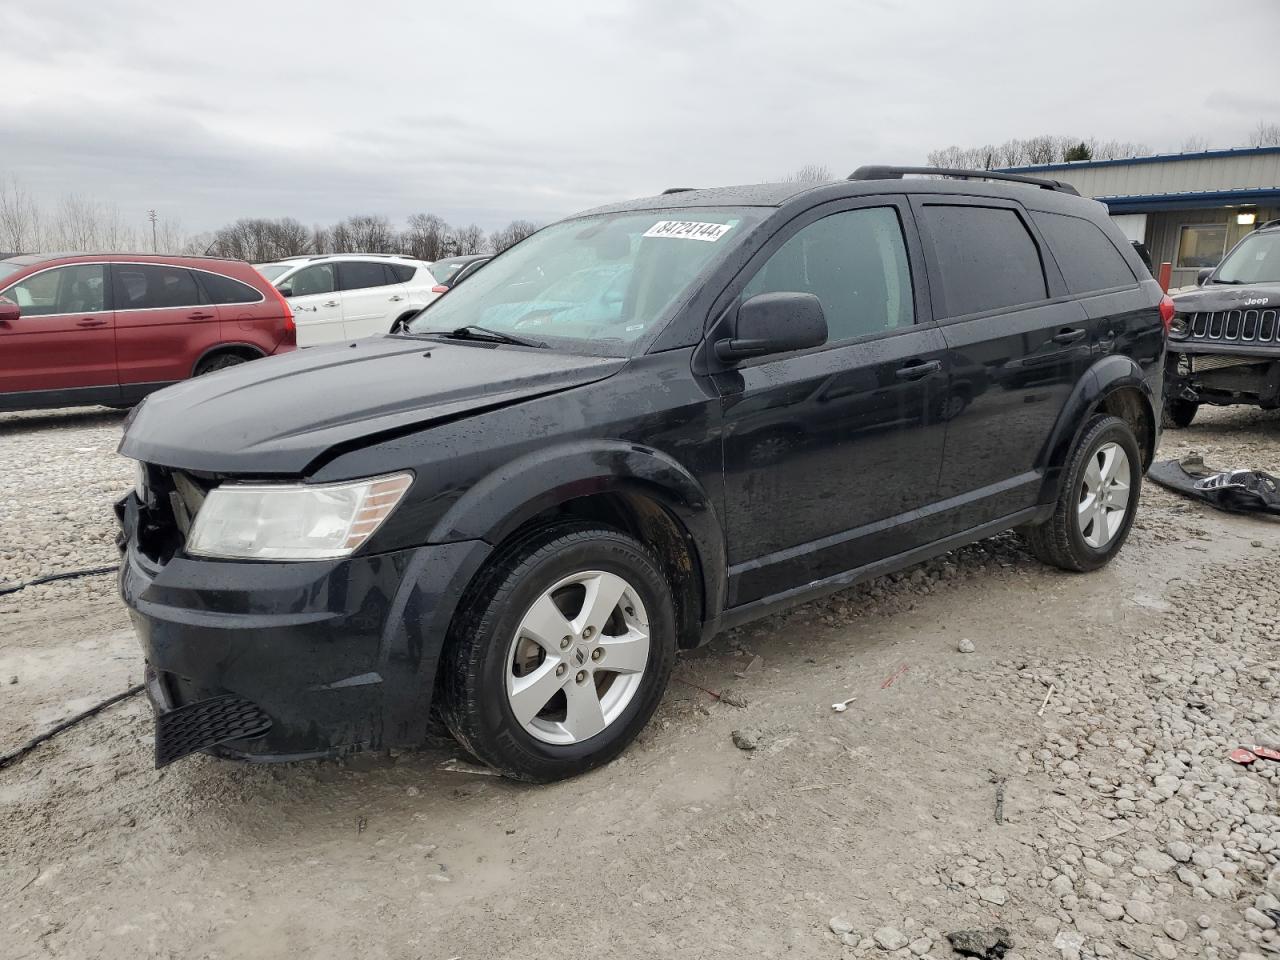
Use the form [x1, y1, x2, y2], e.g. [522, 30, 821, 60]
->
[329, 215, 397, 253]
[404, 213, 449, 261]
[1181, 134, 1211, 152]
[780, 163, 832, 183]
[1249, 121, 1280, 148]
[487, 219, 538, 254]
[0, 177, 42, 252]
[450, 223, 486, 256]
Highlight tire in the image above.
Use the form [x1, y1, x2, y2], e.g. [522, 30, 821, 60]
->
[1163, 398, 1198, 429]
[439, 523, 677, 782]
[194, 352, 249, 377]
[1023, 414, 1142, 573]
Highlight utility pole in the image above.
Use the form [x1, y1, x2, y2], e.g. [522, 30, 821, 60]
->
[147, 209, 158, 252]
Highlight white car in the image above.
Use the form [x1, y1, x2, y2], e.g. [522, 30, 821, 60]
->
[256, 255, 440, 346]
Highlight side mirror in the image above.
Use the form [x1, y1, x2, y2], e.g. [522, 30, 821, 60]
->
[277, 283, 294, 298]
[0, 297, 19, 324]
[715, 292, 827, 363]
[1197, 268, 1213, 286]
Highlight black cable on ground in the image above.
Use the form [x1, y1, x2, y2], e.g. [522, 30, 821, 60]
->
[0, 564, 119, 597]
[0, 684, 144, 771]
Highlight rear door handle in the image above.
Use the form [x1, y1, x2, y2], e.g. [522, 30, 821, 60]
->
[894, 359, 942, 381]
[187, 312, 215, 321]
[1052, 328, 1087, 345]
[323, 300, 339, 308]
[75, 318, 108, 328]
[388, 295, 404, 302]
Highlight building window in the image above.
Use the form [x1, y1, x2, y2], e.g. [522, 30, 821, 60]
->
[1177, 224, 1229, 269]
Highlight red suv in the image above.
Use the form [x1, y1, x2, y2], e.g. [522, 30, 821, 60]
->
[0, 253, 295, 412]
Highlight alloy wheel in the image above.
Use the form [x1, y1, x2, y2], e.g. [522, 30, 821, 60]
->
[505, 570, 650, 745]
[1077, 441, 1131, 549]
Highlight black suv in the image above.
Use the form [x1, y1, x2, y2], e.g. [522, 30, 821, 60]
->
[117, 167, 1168, 781]
[1165, 219, 1280, 427]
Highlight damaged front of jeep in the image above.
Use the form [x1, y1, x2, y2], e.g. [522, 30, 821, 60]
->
[1165, 222, 1280, 427]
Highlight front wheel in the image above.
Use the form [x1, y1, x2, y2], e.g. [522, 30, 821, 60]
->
[439, 524, 676, 781]
[1023, 415, 1142, 572]
[1163, 398, 1198, 429]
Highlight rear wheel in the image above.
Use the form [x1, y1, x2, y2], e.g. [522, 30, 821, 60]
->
[440, 524, 676, 781]
[194, 352, 250, 376]
[1023, 415, 1141, 572]
[1163, 398, 1198, 428]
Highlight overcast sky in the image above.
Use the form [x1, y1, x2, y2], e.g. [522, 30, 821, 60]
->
[5, 0, 1279, 237]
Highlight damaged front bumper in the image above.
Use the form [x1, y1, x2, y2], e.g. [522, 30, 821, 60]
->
[116, 493, 489, 766]
[1165, 344, 1280, 408]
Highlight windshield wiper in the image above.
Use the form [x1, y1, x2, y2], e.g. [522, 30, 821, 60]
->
[419, 325, 546, 348]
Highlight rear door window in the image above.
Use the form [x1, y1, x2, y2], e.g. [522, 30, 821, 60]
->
[919, 205, 1048, 318]
[1032, 212, 1136, 293]
[196, 270, 264, 304]
[113, 264, 202, 310]
[338, 261, 394, 291]
[2, 264, 107, 315]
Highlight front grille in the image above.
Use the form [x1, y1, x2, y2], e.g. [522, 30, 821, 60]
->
[154, 694, 272, 767]
[1184, 309, 1279, 344]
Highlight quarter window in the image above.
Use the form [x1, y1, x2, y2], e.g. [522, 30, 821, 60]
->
[113, 264, 202, 310]
[197, 270, 263, 305]
[338, 261, 393, 291]
[2, 264, 106, 315]
[1033, 212, 1136, 293]
[741, 207, 914, 343]
[920, 205, 1048, 317]
[1176, 224, 1228, 269]
[388, 263, 417, 283]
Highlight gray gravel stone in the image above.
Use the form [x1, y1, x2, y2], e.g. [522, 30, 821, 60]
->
[874, 926, 908, 951]
[1163, 918, 1188, 941]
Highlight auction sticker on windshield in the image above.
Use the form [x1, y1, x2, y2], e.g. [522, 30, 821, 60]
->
[643, 221, 733, 242]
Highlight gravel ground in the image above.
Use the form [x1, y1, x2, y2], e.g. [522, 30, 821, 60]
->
[0, 402, 1277, 960]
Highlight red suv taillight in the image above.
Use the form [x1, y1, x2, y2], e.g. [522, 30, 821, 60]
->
[431, 284, 449, 294]
[1158, 295, 1176, 335]
[267, 283, 297, 346]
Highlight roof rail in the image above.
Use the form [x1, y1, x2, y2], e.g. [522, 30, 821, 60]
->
[848, 165, 1080, 196]
[1258, 218, 1280, 231]
[661, 187, 698, 195]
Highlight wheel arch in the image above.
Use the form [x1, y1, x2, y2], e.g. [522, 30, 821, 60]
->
[1037, 355, 1158, 504]
[191, 341, 265, 377]
[431, 441, 726, 649]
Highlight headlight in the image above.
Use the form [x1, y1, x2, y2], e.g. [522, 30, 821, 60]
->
[186, 472, 413, 561]
[1169, 315, 1190, 338]
[133, 460, 147, 501]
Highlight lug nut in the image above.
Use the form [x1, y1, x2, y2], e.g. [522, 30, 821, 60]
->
[591, 648, 603, 661]
[560, 635, 572, 649]
[582, 626, 595, 640]
[555, 663, 567, 677]
[575, 670, 587, 684]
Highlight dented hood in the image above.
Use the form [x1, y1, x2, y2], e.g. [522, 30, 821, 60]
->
[1173, 283, 1280, 312]
[118, 337, 624, 474]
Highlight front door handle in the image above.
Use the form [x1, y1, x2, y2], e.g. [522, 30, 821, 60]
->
[894, 359, 942, 381]
[76, 318, 108, 328]
[1052, 328, 1087, 345]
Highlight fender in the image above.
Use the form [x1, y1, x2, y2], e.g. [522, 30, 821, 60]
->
[429, 439, 728, 623]
[1036, 353, 1158, 505]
